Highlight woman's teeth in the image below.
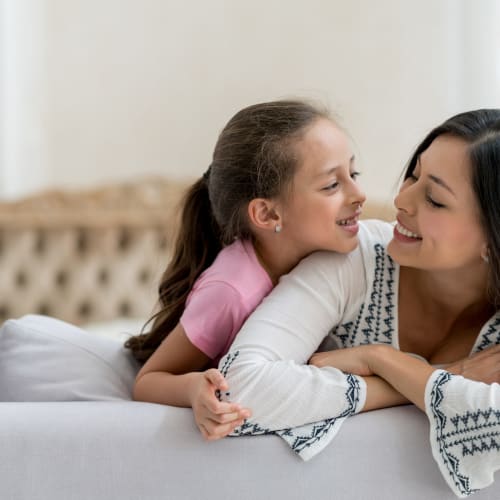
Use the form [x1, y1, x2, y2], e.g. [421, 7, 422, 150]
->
[396, 222, 420, 239]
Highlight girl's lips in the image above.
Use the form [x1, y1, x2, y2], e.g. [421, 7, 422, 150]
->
[337, 214, 360, 235]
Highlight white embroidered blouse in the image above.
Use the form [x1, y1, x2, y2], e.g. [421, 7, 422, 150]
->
[219, 219, 500, 498]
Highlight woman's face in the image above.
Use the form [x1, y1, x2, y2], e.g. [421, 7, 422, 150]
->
[279, 118, 366, 256]
[387, 134, 487, 271]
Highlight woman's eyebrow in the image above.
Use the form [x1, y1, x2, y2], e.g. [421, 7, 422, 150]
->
[416, 157, 456, 197]
[428, 174, 456, 197]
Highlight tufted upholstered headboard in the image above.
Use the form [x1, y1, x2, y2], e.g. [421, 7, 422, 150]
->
[0, 178, 186, 326]
[0, 177, 394, 326]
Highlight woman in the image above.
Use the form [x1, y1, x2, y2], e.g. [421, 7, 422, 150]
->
[219, 109, 500, 497]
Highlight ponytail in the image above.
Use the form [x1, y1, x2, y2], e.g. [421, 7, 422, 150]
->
[125, 177, 222, 362]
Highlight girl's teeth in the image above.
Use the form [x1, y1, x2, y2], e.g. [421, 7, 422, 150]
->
[397, 222, 420, 239]
[338, 217, 354, 226]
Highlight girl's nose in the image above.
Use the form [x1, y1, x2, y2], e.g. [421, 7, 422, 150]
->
[349, 179, 366, 207]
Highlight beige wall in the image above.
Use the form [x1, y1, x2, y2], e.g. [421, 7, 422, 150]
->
[2, 0, 500, 203]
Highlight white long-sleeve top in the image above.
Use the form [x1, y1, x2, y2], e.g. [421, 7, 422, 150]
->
[219, 219, 500, 497]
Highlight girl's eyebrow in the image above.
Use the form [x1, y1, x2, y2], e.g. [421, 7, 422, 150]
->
[318, 156, 355, 178]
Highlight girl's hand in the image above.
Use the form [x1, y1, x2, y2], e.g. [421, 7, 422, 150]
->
[189, 368, 251, 441]
[309, 345, 389, 377]
[445, 344, 500, 384]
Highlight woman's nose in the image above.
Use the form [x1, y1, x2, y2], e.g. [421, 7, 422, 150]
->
[394, 179, 416, 214]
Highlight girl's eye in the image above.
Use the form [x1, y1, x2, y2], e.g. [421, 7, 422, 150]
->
[426, 194, 445, 208]
[323, 182, 339, 191]
[350, 171, 361, 180]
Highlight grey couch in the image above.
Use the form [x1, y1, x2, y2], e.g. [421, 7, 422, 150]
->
[0, 179, 498, 499]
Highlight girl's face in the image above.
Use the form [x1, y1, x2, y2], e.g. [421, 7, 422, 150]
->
[279, 118, 366, 256]
[387, 135, 487, 271]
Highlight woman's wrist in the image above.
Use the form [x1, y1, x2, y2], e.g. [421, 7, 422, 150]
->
[366, 345, 435, 411]
[365, 344, 396, 374]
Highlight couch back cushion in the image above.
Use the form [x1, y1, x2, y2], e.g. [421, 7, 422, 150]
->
[0, 315, 139, 401]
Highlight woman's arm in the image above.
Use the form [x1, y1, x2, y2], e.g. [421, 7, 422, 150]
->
[219, 250, 376, 430]
[134, 323, 250, 440]
[310, 343, 500, 409]
[311, 344, 500, 497]
[310, 345, 438, 409]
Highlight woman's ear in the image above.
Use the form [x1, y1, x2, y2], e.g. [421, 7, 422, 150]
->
[247, 198, 281, 232]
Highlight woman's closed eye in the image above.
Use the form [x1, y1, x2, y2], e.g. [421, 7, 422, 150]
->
[426, 193, 445, 208]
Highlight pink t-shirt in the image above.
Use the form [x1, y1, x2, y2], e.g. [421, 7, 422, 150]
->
[180, 239, 273, 366]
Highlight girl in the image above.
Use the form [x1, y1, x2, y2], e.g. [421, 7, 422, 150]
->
[125, 100, 365, 440]
[218, 109, 500, 497]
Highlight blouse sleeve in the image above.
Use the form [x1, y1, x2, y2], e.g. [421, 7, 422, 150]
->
[218, 249, 368, 431]
[425, 370, 500, 497]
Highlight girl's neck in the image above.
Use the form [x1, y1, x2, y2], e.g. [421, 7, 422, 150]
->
[252, 238, 304, 286]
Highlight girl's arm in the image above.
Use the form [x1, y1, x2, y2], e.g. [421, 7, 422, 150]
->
[134, 323, 251, 440]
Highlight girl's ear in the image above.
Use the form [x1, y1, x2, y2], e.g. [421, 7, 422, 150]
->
[247, 198, 281, 232]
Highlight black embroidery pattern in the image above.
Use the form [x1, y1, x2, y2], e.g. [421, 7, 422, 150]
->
[228, 372, 363, 457]
[427, 371, 500, 496]
[279, 374, 362, 454]
[475, 313, 500, 352]
[331, 243, 395, 348]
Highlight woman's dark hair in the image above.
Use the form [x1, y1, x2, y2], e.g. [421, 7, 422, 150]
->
[403, 109, 500, 307]
[125, 99, 331, 362]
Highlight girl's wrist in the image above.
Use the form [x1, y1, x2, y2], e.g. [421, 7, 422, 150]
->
[185, 372, 203, 406]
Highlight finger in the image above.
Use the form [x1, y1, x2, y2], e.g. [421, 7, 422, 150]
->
[204, 398, 242, 415]
[198, 423, 210, 440]
[202, 419, 245, 441]
[208, 408, 251, 424]
[204, 369, 229, 391]
[204, 400, 251, 420]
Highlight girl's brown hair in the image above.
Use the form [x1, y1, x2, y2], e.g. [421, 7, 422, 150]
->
[125, 99, 330, 362]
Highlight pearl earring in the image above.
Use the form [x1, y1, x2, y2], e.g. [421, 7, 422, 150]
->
[275, 224, 282, 234]
[481, 247, 489, 263]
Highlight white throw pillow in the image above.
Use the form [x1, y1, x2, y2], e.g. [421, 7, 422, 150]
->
[0, 315, 139, 401]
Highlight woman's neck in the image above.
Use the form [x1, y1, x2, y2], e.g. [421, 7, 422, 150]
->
[400, 265, 493, 321]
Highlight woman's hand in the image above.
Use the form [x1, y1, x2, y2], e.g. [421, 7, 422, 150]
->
[445, 344, 500, 384]
[309, 344, 388, 376]
[189, 368, 251, 441]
